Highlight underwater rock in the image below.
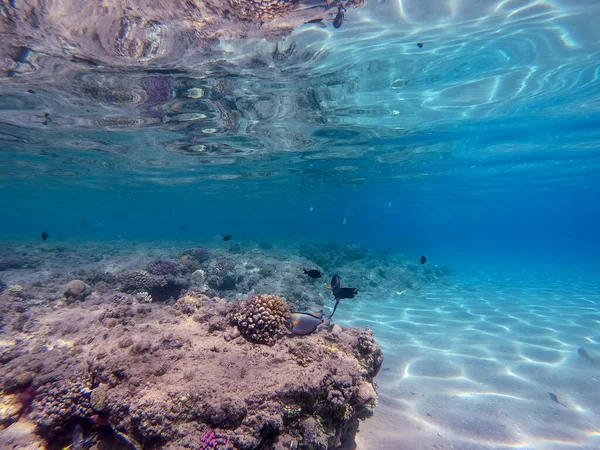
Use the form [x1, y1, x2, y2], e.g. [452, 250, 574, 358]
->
[229, 294, 292, 346]
[90, 385, 109, 413]
[0, 290, 382, 449]
[63, 280, 89, 302]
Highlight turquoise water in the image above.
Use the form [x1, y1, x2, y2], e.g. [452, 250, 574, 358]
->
[1, 0, 600, 448]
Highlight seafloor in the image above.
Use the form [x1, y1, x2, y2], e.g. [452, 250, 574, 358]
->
[0, 239, 425, 449]
[1, 240, 599, 449]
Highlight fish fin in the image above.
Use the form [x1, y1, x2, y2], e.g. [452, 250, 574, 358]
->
[327, 300, 340, 319]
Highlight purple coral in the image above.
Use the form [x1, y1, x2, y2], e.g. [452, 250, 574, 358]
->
[191, 248, 211, 263]
[200, 430, 228, 449]
[147, 259, 180, 276]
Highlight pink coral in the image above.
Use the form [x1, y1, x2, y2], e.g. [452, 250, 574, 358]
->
[200, 430, 228, 449]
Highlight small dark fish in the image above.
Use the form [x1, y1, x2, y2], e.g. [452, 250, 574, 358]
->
[80, 220, 86, 226]
[420, 255, 427, 264]
[178, 225, 185, 231]
[27, 89, 35, 94]
[223, 234, 233, 241]
[43, 112, 50, 126]
[41, 231, 48, 241]
[417, 42, 423, 48]
[305, 17, 324, 24]
[333, 287, 358, 299]
[304, 269, 322, 279]
[332, 5, 346, 29]
[578, 347, 594, 364]
[549, 392, 567, 407]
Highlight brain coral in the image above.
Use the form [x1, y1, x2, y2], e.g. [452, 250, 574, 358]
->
[230, 294, 291, 346]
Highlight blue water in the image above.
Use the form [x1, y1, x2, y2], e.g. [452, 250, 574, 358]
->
[1, 0, 600, 448]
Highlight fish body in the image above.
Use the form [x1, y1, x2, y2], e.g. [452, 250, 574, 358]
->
[328, 274, 341, 291]
[417, 42, 423, 48]
[41, 231, 48, 241]
[223, 234, 233, 241]
[578, 347, 594, 363]
[420, 255, 427, 264]
[304, 269, 322, 279]
[289, 312, 324, 335]
[333, 287, 358, 299]
[332, 5, 346, 29]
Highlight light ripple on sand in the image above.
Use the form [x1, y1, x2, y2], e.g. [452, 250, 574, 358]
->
[345, 272, 600, 449]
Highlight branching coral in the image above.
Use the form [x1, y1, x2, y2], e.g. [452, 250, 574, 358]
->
[229, 294, 291, 346]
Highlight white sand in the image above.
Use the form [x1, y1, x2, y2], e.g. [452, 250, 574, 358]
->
[340, 269, 600, 450]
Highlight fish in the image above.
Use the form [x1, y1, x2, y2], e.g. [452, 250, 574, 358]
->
[578, 347, 594, 364]
[343, 216, 347, 225]
[178, 225, 185, 231]
[226, 269, 237, 277]
[41, 231, 48, 241]
[417, 42, 423, 48]
[325, 274, 358, 319]
[548, 392, 567, 407]
[80, 220, 86, 226]
[333, 287, 358, 299]
[43, 112, 50, 126]
[289, 312, 324, 335]
[304, 269, 322, 279]
[420, 255, 427, 264]
[327, 274, 341, 291]
[223, 234, 233, 241]
[332, 5, 347, 29]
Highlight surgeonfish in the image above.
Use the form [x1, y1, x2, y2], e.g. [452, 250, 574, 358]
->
[289, 312, 324, 335]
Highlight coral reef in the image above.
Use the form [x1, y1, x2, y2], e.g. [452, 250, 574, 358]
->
[181, 255, 201, 272]
[229, 294, 292, 346]
[0, 291, 383, 449]
[147, 259, 182, 276]
[190, 247, 211, 264]
[118, 269, 189, 302]
[206, 258, 238, 291]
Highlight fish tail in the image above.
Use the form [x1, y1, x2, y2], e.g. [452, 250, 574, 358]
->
[328, 300, 340, 319]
